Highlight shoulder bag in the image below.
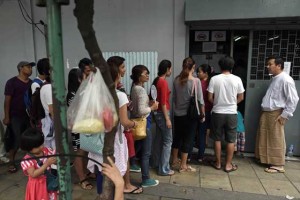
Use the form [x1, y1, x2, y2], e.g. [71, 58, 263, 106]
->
[187, 79, 200, 120]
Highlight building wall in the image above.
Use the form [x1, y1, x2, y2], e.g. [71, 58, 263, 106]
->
[0, 0, 186, 119]
[185, 0, 300, 22]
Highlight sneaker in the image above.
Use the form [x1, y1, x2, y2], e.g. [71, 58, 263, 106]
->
[0, 156, 9, 163]
[130, 165, 141, 173]
[141, 179, 159, 187]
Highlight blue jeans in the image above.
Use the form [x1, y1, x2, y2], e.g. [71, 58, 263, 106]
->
[154, 112, 172, 175]
[135, 128, 152, 181]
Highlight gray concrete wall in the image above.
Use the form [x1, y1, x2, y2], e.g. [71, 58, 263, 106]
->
[0, 0, 186, 119]
[185, 0, 300, 22]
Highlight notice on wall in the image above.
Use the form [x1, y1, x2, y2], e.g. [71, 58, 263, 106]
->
[202, 42, 217, 52]
[211, 31, 226, 41]
[195, 31, 209, 41]
[284, 62, 291, 75]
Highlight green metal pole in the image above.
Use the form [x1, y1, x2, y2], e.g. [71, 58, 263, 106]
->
[46, 0, 72, 199]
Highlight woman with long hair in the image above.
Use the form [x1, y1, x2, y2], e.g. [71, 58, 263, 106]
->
[172, 57, 205, 172]
[196, 64, 213, 162]
[130, 65, 159, 187]
[151, 60, 174, 176]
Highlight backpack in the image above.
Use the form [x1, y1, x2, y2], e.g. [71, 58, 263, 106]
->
[24, 78, 47, 127]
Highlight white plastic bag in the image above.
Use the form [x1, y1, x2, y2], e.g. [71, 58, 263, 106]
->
[67, 68, 118, 133]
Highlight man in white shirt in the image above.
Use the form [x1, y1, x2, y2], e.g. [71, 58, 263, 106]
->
[39, 61, 55, 149]
[31, 58, 50, 94]
[255, 55, 299, 173]
[208, 56, 245, 173]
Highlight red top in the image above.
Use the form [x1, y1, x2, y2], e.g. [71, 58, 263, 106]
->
[201, 79, 213, 112]
[156, 77, 171, 111]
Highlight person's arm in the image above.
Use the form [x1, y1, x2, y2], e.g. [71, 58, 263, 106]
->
[207, 78, 214, 104]
[208, 92, 214, 104]
[237, 93, 244, 104]
[160, 80, 172, 128]
[119, 104, 135, 129]
[48, 104, 54, 120]
[3, 95, 12, 125]
[237, 78, 245, 104]
[135, 87, 152, 115]
[26, 157, 56, 178]
[102, 157, 124, 200]
[277, 81, 300, 125]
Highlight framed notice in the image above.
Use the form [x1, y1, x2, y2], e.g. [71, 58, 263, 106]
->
[195, 31, 209, 41]
[202, 42, 217, 52]
[211, 31, 226, 41]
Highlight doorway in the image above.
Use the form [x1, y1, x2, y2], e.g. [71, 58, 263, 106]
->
[232, 30, 250, 116]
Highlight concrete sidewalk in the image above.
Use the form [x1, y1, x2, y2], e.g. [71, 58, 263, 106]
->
[0, 156, 299, 200]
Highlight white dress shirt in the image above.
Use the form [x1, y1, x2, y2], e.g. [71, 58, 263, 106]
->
[261, 72, 299, 119]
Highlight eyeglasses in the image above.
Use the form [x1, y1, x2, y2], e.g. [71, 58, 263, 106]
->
[141, 73, 149, 77]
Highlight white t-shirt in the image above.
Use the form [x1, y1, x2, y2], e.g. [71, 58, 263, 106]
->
[40, 84, 52, 115]
[87, 90, 129, 175]
[208, 74, 244, 114]
[31, 77, 46, 94]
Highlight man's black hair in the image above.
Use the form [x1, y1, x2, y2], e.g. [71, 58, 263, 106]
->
[78, 58, 93, 71]
[218, 56, 235, 71]
[267, 55, 284, 70]
[37, 58, 50, 76]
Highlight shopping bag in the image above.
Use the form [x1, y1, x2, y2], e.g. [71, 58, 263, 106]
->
[67, 68, 118, 134]
[131, 117, 147, 140]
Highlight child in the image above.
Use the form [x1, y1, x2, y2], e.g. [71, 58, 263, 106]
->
[235, 111, 246, 157]
[20, 128, 58, 200]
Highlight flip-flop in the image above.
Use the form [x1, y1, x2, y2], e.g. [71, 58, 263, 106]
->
[210, 161, 221, 170]
[224, 163, 238, 173]
[124, 186, 143, 194]
[179, 165, 196, 173]
[264, 167, 285, 173]
[158, 170, 175, 176]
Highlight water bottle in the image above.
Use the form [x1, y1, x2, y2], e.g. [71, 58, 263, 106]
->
[287, 144, 294, 157]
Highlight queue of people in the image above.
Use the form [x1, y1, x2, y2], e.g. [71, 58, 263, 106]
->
[1, 55, 299, 200]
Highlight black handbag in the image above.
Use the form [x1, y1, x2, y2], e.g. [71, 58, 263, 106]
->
[187, 79, 200, 120]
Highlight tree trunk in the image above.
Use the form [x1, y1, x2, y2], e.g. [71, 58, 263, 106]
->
[74, 0, 118, 199]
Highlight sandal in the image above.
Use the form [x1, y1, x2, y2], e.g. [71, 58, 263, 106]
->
[224, 163, 238, 173]
[210, 161, 221, 170]
[124, 186, 143, 194]
[171, 160, 181, 170]
[8, 165, 17, 173]
[264, 167, 285, 173]
[79, 178, 93, 190]
[179, 165, 196, 173]
[158, 170, 175, 176]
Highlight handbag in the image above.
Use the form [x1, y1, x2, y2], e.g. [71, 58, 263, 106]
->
[131, 117, 147, 140]
[187, 79, 200, 120]
[27, 153, 59, 191]
[80, 133, 105, 155]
